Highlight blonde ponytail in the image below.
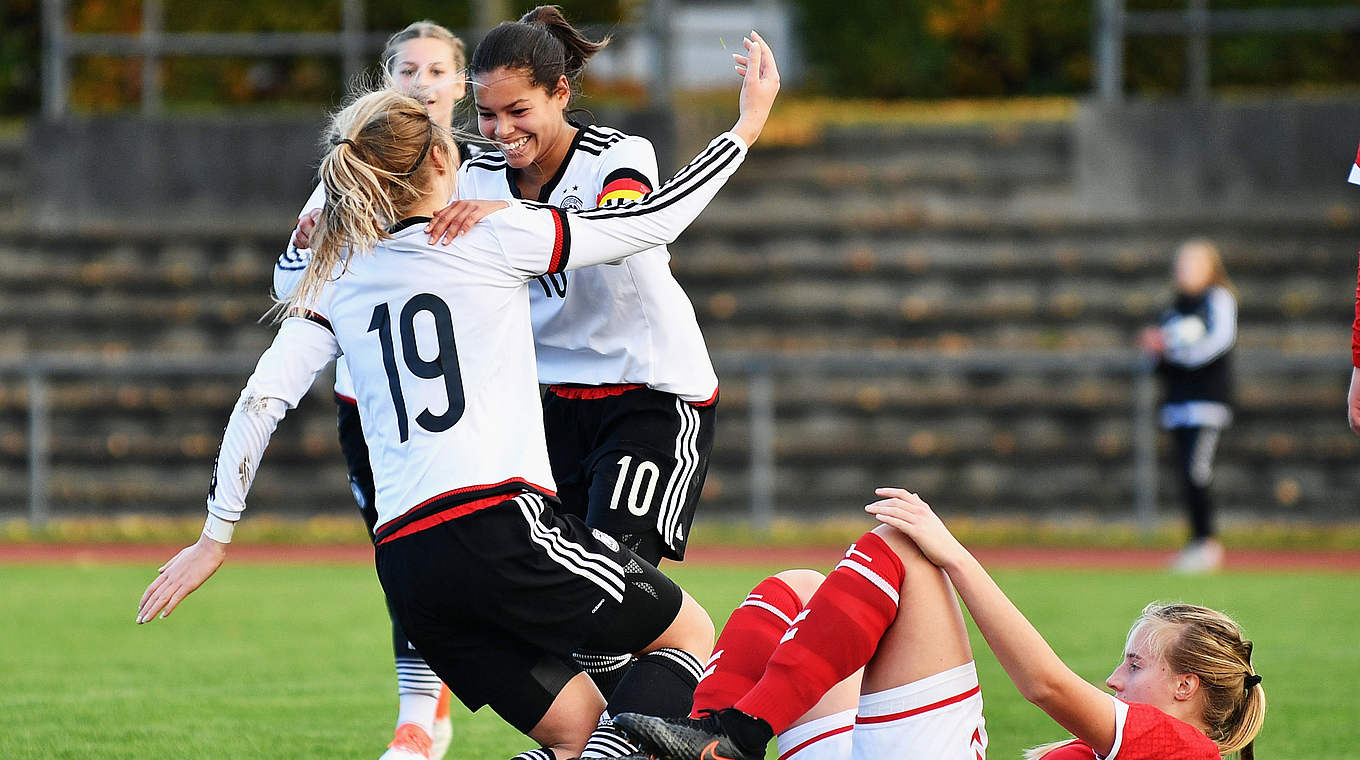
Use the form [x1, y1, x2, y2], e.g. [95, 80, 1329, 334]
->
[275, 88, 453, 320]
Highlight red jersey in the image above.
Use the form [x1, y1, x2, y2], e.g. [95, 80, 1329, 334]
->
[1040, 699, 1219, 760]
[1351, 141, 1360, 368]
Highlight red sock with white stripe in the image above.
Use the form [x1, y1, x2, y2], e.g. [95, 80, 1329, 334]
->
[734, 531, 904, 733]
[692, 576, 804, 716]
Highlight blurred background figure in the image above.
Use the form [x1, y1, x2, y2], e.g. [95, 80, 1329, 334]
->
[1140, 240, 1237, 573]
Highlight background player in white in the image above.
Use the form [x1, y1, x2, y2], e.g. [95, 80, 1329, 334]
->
[275, 21, 468, 760]
[1138, 240, 1237, 574]
[617, 488, 1266, 760]
[137, 33, 780, 760]
[432, 5, 729, 709]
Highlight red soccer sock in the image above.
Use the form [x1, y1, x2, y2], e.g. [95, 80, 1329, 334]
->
[734, 531, 905, 733]
[691, 575, 805, 716]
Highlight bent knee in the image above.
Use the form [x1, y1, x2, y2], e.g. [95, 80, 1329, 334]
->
[772, 568, 826, 605]
[869, 524, 934, 572]
[648, 590, 715, 659]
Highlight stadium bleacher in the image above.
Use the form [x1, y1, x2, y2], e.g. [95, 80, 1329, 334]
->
[2, 119, 1357, 521]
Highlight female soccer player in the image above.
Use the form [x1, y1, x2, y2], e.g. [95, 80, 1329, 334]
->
[433, 6, 719, 576]
[274, 21, 468, 760]
[1138, 240, 1237, 573]
[617, 488, 1266, 760]
[138, 32, 780, 760]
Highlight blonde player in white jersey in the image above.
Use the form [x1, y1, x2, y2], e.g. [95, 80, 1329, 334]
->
[138, 33, 780, 760]
[274, 21, 467, 760]
[433, 7, 717, 579]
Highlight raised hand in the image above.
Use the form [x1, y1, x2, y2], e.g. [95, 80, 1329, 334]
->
[731, 31, 781, 148]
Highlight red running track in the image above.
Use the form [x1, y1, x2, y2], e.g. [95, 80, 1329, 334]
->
[2, 542, 1358, 572]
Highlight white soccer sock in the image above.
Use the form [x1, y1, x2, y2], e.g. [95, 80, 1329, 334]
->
[580, 715, 639, 758]
[395, 692, 439, 733]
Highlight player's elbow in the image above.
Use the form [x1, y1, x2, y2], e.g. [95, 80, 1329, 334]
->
[1017, 671, 1068, 711]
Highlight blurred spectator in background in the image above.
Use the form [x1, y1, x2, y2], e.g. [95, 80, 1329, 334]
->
[1139, 240, 1237, 574]
[1347, 142, 1360, 435]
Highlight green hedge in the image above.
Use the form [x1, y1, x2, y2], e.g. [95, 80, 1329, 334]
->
[4, 1, 1360, 115]
[788, 0, 1360, 98]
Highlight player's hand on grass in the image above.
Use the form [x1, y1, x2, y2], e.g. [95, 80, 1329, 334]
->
[731, 31, 780, 148]
[292, 208, 321, 250]
[136, 535, 227, 624]
[1348, 367, 1360, 435]
[865, 487, 969, 568]
[426, 200, 510, 245]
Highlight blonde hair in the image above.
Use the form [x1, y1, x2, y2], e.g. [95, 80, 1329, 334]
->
[1026, 603, 1265, 760]
[277, 88, 456, 318]
[1177, 237, 1237, 296]
[382, 21, 467, 79]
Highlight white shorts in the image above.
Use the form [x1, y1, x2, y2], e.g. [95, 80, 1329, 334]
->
[776, 709, 855, 760]
[850, 661, 987, 760]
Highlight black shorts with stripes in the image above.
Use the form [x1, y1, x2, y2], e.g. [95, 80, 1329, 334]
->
[544, 386, 716, 562]
[375, 492, 683, 733]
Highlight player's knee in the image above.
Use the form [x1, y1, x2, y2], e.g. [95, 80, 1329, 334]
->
[870, 523, 933, 573]
[772, 568, 826, 606]
[666, 590, 716, 660]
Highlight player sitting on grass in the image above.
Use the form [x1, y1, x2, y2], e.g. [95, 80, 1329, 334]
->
[616, 488, 1266, 760]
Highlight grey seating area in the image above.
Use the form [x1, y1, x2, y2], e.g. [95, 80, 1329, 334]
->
[2, 115, 1357, 523]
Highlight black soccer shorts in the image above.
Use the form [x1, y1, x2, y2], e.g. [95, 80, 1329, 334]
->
[543, 385, 716, 562]
[375, 491, 684, 733]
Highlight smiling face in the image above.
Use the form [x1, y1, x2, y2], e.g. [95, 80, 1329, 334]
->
[472, 66, 572, 171]
[390, 36, 466, 129]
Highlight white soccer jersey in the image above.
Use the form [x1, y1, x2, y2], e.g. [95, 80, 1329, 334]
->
[211, 133, 747, 538]
[1350, 140, 1360, 185]
[458, 124, 719, 402]
[275, 182, 362, 400]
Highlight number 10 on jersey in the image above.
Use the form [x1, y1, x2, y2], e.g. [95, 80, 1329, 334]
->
[368, 294, 466, 443]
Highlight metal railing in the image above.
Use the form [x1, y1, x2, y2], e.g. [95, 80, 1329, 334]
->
[2, 350, 1171, 530]
[1094, 0, 1360, 101]
[40, 0, 671, 119]
[4, 350, 1348, 530]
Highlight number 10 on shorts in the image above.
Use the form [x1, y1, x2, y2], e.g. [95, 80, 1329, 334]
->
[608, 455, 659, 516]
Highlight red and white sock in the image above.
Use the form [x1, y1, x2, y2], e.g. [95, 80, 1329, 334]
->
[734, 531, 904, 733]
[692, 575, 804, 716]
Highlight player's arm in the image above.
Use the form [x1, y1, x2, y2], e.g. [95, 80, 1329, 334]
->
[274, 184, 326, 300]
[865, 488, 1119, 756]
[136, 315, 340, 624]
[1162, 288, 1236, 368]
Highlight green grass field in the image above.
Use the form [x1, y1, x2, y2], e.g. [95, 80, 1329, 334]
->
[2, 559, 1355, 759]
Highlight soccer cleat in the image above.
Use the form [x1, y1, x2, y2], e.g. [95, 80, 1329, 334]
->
[380, 722, 434, 760]
[431, 685, 453, 759]
[613, 711, 762, 760]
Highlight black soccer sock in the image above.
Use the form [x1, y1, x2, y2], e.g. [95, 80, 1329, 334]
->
[574, 650, 634, 700]
[509, 748, 555, 760]
[717, 708, 775, 755]
[607, 647, 703, 720]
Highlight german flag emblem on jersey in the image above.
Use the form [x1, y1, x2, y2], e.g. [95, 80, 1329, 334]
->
[597, 168, 653, 205]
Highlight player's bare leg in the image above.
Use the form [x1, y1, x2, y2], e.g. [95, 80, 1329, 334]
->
[526, 672, 607, 759]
